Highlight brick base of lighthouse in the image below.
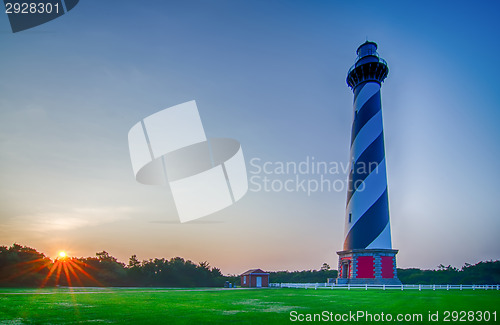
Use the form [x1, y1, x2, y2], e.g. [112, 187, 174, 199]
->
[336, 249, 402, 285]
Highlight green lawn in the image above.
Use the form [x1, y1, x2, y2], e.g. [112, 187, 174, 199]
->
[0, 287, 498, 324]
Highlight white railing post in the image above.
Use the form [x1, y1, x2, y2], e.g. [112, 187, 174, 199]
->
[433, 285, 435, 291]
[460, 284, 462, 291]
[419, 284, 421, 291]
[473, 285, 475, 291]
[447, 284, 449, 290]
[401, 284, 403, 291]
[365, 284, 368, 290]
[348, 284, 350, 290]
[383, 284, 385, 291]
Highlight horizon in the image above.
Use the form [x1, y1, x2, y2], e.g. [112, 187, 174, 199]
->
[3, 242, 498, 276]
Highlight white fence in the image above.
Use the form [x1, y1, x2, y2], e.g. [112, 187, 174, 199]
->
[269, 283, 500, 291]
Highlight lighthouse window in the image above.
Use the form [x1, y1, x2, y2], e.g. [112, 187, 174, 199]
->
[349, 213, 352, 223]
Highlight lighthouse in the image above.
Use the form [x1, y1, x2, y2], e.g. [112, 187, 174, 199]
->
[337, 41, 401, 285]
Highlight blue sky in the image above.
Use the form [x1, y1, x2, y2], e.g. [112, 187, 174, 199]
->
[0, 1, 499, 274]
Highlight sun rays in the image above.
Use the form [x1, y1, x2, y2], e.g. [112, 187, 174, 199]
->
[40, 254, 101, 288]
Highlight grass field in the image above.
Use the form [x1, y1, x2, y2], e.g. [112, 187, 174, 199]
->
[0, 287, 498, 324]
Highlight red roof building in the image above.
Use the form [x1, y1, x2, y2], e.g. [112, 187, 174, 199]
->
[240, 269, 269, 288]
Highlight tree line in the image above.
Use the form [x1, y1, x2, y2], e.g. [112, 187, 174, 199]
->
[0, 244, 225, 287]
[0, 244, 498, 287]
[397, 262, 500, 285]
[266, 263, 338, 284]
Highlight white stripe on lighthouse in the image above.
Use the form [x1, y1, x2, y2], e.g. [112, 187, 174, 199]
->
[366, 221, 392, 249]
[345, 158, 388, 234]
[351, 110, 383, 162]
[354, 82, 380, 111]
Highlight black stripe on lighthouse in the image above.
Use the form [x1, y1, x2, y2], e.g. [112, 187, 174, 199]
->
[344, 189, 390, 250]
[351, 90, 381, 146]
[346, 132, 386, 206]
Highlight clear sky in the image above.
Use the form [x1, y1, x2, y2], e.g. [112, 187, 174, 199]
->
[1, 1, 499, 275]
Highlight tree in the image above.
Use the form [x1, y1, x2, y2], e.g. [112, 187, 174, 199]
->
[128, 255, 140, 268]
[78, 251, 127, 286]
[0, 244, 52, 287]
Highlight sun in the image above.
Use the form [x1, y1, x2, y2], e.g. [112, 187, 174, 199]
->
[58, 251, 67, 258]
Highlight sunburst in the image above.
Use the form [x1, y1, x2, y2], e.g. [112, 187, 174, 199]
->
[40, 253, 101, 287]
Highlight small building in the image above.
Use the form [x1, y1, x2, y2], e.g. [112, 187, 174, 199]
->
[240, 269, 269, 288]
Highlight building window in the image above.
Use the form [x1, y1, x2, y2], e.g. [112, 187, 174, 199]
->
[243, 276, 246, 284]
